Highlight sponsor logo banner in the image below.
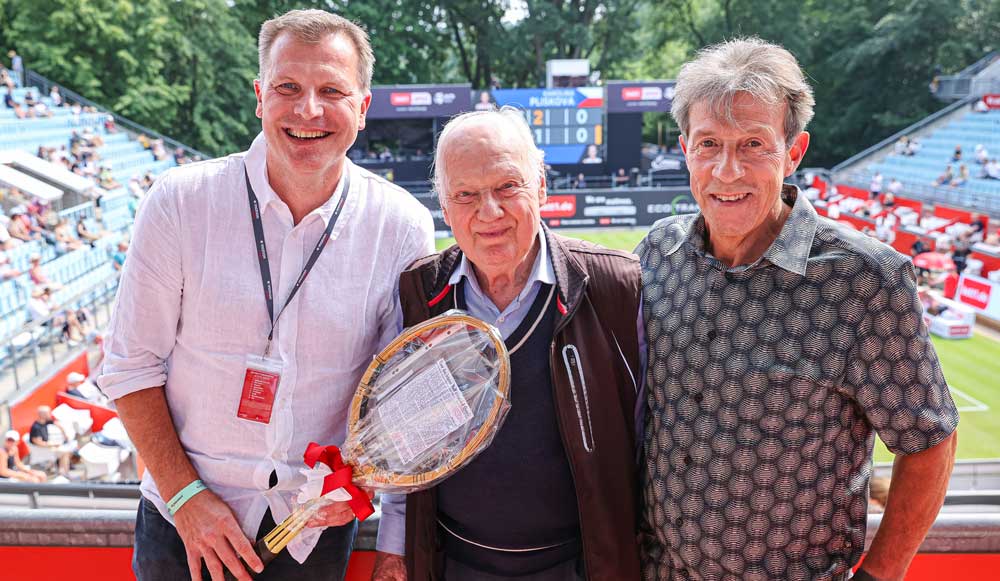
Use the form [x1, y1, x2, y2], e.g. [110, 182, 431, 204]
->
[606, 81, 676, 113]
[368, 85, 471, 119]
[957, 276, 993, 310]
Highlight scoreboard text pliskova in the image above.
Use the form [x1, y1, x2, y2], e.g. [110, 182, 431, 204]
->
[490, 88, 605, 164]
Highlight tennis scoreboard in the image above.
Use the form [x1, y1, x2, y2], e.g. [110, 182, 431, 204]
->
[490, 88, 604, 164]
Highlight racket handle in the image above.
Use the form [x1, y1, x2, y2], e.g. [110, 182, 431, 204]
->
[222, 538, 279, 580]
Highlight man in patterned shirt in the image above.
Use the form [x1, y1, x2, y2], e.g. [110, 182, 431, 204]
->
[636, 38, 959, 581]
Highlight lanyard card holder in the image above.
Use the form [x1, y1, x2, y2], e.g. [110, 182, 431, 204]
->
[238, 354, 284, 424]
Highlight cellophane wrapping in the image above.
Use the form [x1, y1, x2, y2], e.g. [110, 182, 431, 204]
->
[342, 310, 511, 493]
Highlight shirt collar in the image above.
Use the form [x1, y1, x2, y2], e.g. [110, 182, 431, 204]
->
[677, 184, 817, 276]
[243, 132, 350, 227]
[448, 226, 556, 300]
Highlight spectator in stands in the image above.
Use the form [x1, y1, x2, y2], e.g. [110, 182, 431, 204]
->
[949, 164, 969, 187]
[933, 164, 953, 186]
[0, 217, 21, 250]
[869, 171, 883, 198]
[24, 89, 52, 118]
[970, 213, 986, 240]
[49, 85, 63, 107]
[574, 172, 587, 189]
[111, 240, 128, 271]
[985, 158, 1000, 180]
[29, 406, 75, 478]
[613, 167, 628, 187]
[28, 255, 60, 290]
[75, 216, 102, 245]
[1, 430, 46, 483]
[98, 164, 120, 190]
[104, 114, 117, 133]
[0, 251, 21, 280]
[173, 147, 189, 165]
[905, 137, 921, 156]
[975, 144, 989, 165]
[911, 236, 930, 258]
[54, 218, 84, 253]
[7, 208, 41, 243]
[65, 372, 108, 405]
[7, 50, 22, 87]
[150, 138, 167, 160]
[951, 144, 962, 162]
[99, 10, 435, 581]
[868, 477, 891, 513]
[893, 136, 908, 155]
[974, 97, 990, 113]
[952, 234, 971, 273]
[4, 85, 28, 119]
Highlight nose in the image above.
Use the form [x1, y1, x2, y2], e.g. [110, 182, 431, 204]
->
[294, 90, 322, 119]
[712, 144, 745, 183]
[476, 192, 504, 222]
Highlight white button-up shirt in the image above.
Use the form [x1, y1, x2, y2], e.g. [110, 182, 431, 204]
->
[98, 133, 435, 562]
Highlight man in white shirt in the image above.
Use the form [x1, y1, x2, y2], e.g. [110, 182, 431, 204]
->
[98, 9, 434, 581]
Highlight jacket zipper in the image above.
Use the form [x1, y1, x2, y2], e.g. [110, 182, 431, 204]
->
[561, 344, 595, 452]
[549, 276, 594, 579]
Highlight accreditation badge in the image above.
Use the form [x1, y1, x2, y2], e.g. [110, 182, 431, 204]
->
[237, 354, 284, 424]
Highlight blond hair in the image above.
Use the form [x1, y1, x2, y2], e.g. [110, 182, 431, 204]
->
[258, 9, 374, 92]
[671, 37, 815, 146]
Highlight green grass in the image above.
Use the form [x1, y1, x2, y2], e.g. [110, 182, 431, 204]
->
[439, 228, 1000, 461]
[435, 228, 650, 252]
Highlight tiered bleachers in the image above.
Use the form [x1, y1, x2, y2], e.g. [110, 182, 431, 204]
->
[868, 109, 1000, 195]
[0, 81, 181, 376]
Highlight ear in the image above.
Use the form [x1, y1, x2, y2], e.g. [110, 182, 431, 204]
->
[537, 167, 548, 206]
[784, 131, 810, 177]
[441, 201, 452, 228]
[678, 134, 688, 155]
[254, 79, 263, 120]
[358, 92, 372, 131]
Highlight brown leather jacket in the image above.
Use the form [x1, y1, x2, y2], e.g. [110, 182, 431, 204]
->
[399, 229, 642, 580]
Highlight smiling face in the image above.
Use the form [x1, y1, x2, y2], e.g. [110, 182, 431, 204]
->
[254, 32, 371, 182]
[440, 119, 545, 277]
[681, 92, 808, 253]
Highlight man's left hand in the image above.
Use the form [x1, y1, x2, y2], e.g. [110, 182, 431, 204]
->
[371, 551, 406, 581]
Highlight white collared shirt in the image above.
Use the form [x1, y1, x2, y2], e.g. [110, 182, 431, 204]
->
[98, 133, 435, 562]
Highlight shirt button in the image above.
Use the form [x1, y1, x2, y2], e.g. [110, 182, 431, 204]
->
[694, 393, 703, 403]
[675, 517, 683, 526]
[684, 455, 693, 466]
[707, 330, 717, 341]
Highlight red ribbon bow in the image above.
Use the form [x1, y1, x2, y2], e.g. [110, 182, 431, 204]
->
[303, 442, 375, 521]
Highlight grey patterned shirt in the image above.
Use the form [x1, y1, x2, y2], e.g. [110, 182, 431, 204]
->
[636, 186, 959, 581]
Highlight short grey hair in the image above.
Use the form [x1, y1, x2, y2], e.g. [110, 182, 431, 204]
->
[258, 9, 374, 93]
[671, 37, 815, 147]
[433, 107, 546, 205]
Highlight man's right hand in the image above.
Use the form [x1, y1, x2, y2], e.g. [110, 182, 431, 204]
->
[173, 489, 263, 581]
[371, 551, 406, 581]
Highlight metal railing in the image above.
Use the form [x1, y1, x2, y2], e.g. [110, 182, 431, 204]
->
[836, 168, 1000, 216]
[0, 267, 120, 394]
[24, 69, 210, 162]
[831, 95, 979, 175]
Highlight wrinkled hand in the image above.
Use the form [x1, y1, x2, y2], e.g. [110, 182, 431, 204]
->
[371, 551, 407, 581]
[306, 488, 375, 528]
[173, 489, 263, 581]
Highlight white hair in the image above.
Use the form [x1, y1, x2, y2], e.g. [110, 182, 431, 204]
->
[432, 106, 545, 205]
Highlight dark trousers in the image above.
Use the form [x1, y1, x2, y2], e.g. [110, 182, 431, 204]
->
[444, 556, 585, 581]
[133, 496, 357, 581]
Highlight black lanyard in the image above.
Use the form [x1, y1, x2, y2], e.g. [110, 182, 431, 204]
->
[244, 164, 350, 356]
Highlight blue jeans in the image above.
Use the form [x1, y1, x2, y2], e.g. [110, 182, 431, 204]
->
[133, 496, 357, 581]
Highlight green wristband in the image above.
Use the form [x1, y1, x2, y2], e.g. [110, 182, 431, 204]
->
[166, 479, 208, 516]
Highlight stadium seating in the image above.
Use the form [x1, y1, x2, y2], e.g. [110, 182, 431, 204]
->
[0, 82, 178, 352]
[864, 109, 1000, 195]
